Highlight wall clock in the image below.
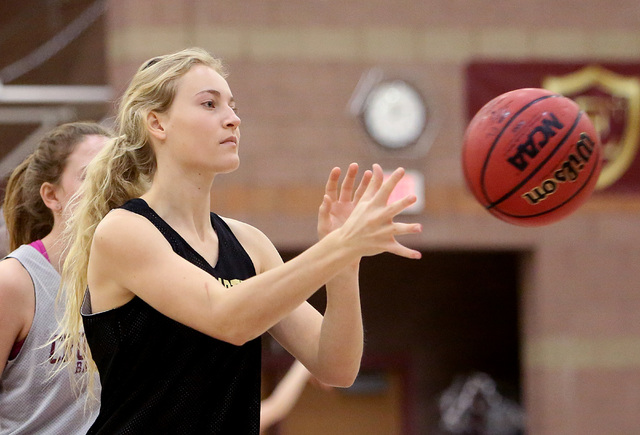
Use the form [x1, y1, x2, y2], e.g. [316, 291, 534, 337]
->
[361, 79, 427, 150]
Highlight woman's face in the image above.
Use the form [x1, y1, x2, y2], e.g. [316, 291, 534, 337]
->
[157, 64, 242, 175]
[56, 134, 108, 214]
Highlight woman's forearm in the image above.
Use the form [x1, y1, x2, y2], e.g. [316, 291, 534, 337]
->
[315, 266, 363, 387]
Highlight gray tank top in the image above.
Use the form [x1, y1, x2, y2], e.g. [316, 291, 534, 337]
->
[0, 245, 98, 434]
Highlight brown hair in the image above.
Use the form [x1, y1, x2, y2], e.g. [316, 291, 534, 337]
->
[3, 122, 112, 251]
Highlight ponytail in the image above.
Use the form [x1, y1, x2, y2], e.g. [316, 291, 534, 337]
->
[56, 135, 152, 384]
[3, 154, 52, 251]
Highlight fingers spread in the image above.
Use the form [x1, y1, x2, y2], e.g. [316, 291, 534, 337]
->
[318, 194, 331, 215]
[317, 194, 332, 237]
[324, 167, 342, 201]
[385, 194, 417, 218]
[377, 167, 405, 204]
[338, 163, 359, 202]
[361, 164, 384, 201]
[385, 223, 422, 259]
[387, 242, 422, 260]
[353, 170, 372, 203]
[392, 222, 422, 236]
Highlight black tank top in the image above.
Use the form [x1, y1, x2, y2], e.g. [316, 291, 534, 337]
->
[82, 198, 261, 434]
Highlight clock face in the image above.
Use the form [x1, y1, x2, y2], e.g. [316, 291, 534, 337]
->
[362, 80, 427, 150]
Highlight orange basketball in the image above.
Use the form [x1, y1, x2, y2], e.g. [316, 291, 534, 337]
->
[462, 88, 603, 226]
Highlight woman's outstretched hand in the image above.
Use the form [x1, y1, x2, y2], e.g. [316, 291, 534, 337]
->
[318, 163, 372, 240]
[320, 163, 422, 260]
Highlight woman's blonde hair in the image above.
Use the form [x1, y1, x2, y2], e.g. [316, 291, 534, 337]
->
[55, 47, 226, 386]
[3, 122, 112, 252]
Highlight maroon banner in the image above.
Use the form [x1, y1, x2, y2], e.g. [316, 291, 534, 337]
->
[466, 62, 640, 193]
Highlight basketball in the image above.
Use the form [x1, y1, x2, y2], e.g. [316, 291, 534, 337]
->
[462, 88, 603, 226]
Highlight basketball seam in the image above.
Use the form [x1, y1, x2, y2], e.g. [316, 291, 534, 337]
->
[491, 144, 601, 220]
[486, 110, 583, 209]
[486, 111, 584, 209]
[487, 111, 584, 209]
[479, 93, 559, 204]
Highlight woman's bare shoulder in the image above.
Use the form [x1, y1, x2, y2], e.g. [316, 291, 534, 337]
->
[220, 217, 268, 239]
[95, 208, 155, 238]
[0, 256, 33, 298]
[92, 208, 170, 258]
[219, 216, 282, 273]
[0, 256, 35, 347]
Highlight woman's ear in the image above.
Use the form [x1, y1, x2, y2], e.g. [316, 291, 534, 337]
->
[40, 182, 61, 213]
[147, 111, 167, 141]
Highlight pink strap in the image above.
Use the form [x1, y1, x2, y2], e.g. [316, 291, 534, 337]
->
[29, 239, 50, 263]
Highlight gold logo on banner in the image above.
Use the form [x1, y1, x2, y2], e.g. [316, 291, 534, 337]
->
[543, 65, 640, 190]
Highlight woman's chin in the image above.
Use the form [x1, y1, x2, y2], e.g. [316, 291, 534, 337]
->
[215, 157, 240, 174]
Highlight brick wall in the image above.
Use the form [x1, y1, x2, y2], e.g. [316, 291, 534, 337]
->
[106, 1, 640, 433]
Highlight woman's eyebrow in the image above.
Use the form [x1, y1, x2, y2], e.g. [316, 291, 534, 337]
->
[196, 89, 220, 97]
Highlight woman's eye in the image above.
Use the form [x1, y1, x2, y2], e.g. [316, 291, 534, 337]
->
[203, 101, 215, 108]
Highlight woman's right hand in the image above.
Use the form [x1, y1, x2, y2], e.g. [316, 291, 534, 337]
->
[334, 164, 422, 260]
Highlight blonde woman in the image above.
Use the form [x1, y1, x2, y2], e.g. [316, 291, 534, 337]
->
[0, 122, 110, 434]
[56, 47, 422, 434]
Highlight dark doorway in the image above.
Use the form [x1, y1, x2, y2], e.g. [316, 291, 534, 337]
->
[267, 249, 524, 435]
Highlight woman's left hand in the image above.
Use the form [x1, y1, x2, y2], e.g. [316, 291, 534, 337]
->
[317, 163, 372, 240]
